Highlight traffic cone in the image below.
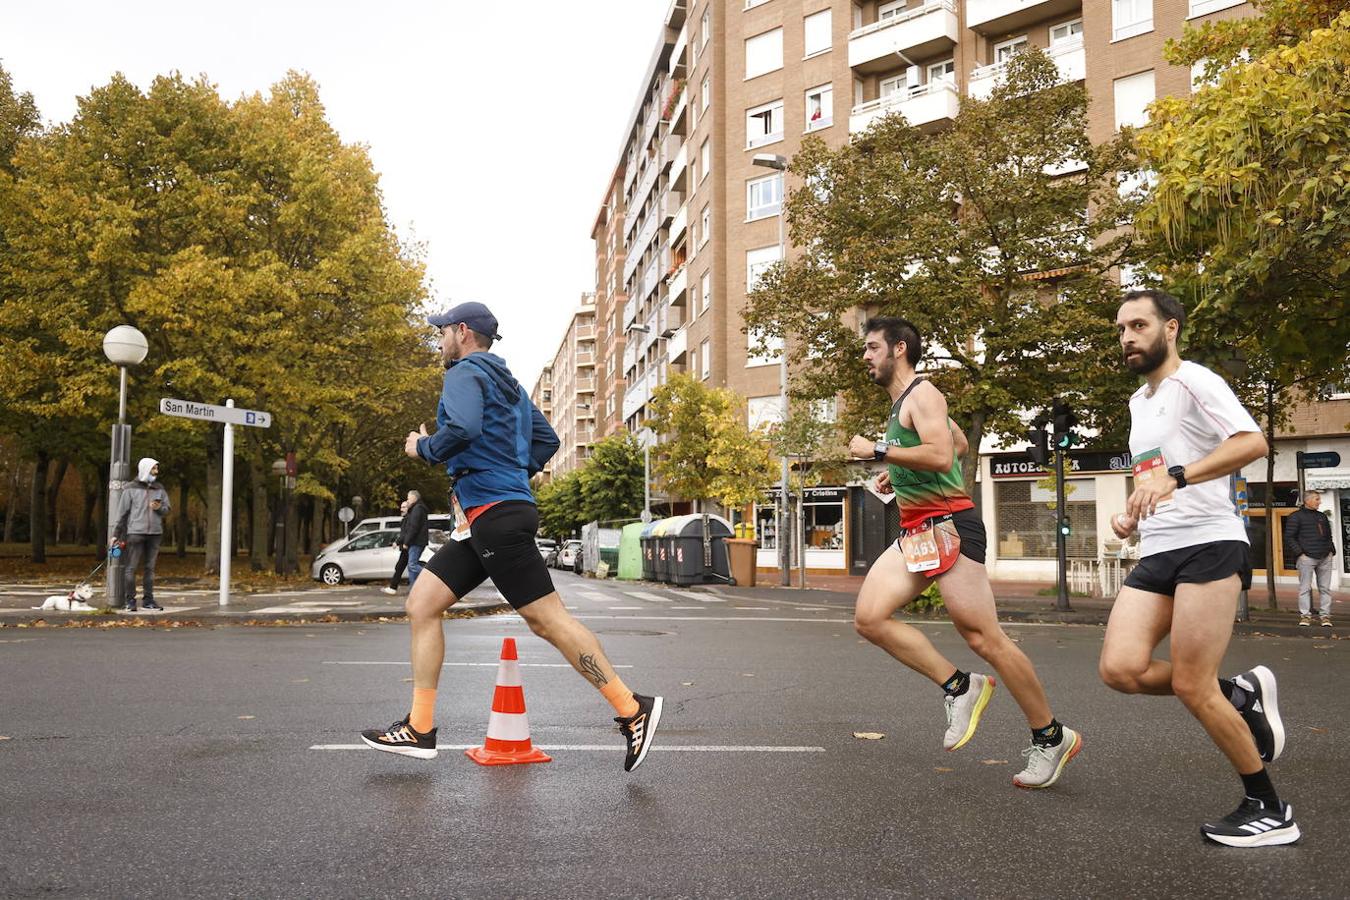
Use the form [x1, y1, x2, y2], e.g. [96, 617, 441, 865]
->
[465, 638, 552, 766]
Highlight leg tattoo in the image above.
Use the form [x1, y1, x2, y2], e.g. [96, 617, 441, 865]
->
[578, 652, 608, 687]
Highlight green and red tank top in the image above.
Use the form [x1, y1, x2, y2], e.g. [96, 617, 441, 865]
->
[886, 379, 974, 529]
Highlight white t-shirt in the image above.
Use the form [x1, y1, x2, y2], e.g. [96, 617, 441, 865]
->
[1128, 360, 1260, 556]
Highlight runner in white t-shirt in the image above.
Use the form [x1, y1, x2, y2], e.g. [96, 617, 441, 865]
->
[1099, 289, 1299, 847]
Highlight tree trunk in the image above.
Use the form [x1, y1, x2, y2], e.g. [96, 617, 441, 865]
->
[1264, 382, 1278, 609]
[177, 480, 189, 557]
[45, 457, 69, 544]
[283, 489, 300, 575]
[3, 463, 21, 543]
[30, 452, 49, 563]
[249, 454, 271, 572]
[962, 411, 987, 503]
[77, 467, 99, 546]
[204, 440, 222, 575]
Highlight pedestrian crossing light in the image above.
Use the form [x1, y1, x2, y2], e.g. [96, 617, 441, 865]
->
[1026, 423, 1051, 467]
[1059, 517, 1072, 537]
[1051, 399, 1079, 452]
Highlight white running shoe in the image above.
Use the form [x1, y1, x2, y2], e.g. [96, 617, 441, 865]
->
[1013, 727, 1083, 789]
[943, 673, 996, 751]
[380, 587, 397, 596]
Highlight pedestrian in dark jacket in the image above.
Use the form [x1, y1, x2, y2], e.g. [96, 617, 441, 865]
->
[113, 457, 171, 611]
[1286, 491, 1336, 626]
[382, 496, 412, 596]
[401, 491, 429, 585]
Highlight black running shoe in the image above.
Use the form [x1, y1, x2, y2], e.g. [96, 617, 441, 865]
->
[360, 716, 437, 759]
[142, 600, 164, 611]
[616, 694, 663, 772]
[1231, 665, 1284, 763]
[1201, 797, 1300, 847]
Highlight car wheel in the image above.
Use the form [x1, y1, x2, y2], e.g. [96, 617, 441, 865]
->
[320, 563, 344, 586]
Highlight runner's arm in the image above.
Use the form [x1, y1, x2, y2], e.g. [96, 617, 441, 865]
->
[1127, 430, 1267, 520]
[417, 369, 483, 464]
[850, 383, 953, 472]
[526, 402, 560, 475]
[949, 418, 968, 458]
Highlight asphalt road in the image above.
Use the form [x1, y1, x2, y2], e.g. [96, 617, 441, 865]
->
[2, 572, 1346, 898]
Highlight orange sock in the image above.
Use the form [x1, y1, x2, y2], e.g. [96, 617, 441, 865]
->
[409, 687, 437, 733]
[600, 678, 639, 719]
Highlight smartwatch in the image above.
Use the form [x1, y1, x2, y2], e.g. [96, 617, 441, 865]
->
[1167, 464, 1188, 489]
[873, 439, 890, 461]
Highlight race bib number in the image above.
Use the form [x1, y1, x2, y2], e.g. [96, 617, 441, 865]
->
[899, 518, 961, 577]
[450, 494, 471, 542]
[1131, 448, 1175, 512]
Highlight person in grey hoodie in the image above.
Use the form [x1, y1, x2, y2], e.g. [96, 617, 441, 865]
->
[113, 457, 171, 611]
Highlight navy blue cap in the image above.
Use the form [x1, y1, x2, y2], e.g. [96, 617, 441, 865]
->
[428, 301, 502, 342]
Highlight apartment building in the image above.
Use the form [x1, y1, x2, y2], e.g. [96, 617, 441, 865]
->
[592, 168, 630, 439]
[580, 0, 1348, 588]
[533, 294, 598, 480]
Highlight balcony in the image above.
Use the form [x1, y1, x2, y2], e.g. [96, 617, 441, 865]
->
[622, 370, 653, 420]
[850, 81, 960, 134]
[967, 38, 1085, 100]
[576, 376, 596, 394]
[576, 350, 596, 368]
[667, 326, 688, 363]
[848, 0, 959, 75]
[623, 208, 662, 284]
[660, 189, 683, 225]
[966, 0, 1081, 36]
[669, 202, 688, 242]
[574, 324, 596, 341]
[670, 25, 688, 76]
[665, 0, 686, 29]
[667, 264, 688, 304]
[669, 140, 688, 189]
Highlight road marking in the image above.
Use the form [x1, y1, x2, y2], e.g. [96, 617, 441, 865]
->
[669, 590, 725, 602]
[579, 592, 611, 601]
[253, 606, 335, 614]
[607, 606, 643, 610]
[461, 615, 1076, 628]
[291, 601, 365, 607]
[116, 606, 199, 615]
[323, 661, 632, 669]
[670, 606, 705, 610]
[625, 591, 672, 603]
[733, 607, 769, 610]
[311, 744, 826, 753]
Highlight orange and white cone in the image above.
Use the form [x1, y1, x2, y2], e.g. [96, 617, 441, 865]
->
[465, 638, 552, 766]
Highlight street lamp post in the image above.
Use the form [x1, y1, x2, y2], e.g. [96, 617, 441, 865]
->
[753, 153, 792, 586]
[637, 427, 656, 525]
[102, 325, 148, 609]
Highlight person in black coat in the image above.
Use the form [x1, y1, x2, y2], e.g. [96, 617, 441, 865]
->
[1286, 491, 1336, 626]
[383, 496, 412, 595]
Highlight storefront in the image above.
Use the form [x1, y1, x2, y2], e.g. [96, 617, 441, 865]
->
[751, 486, 849, 573]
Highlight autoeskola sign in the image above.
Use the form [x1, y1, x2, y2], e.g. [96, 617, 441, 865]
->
[990, 450, 1132, 479]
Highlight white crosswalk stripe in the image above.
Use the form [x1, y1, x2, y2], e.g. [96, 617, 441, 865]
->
[669, 589, 725, 602]
[625, 591, 672, 603]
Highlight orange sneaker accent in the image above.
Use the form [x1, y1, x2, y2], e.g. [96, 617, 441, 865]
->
[410, 687, 437, 734]
[601, 678, 639, 719]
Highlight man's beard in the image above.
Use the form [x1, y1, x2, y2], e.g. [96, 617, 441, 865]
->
[868, 358, 894, 385]
[1124, 335, 1168, 375]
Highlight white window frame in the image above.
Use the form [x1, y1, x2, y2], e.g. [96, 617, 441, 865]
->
[926, 59, 955, 87]
[805, 83, 833, 131]
[880, 73, 907, 98]
[745, 0, 771, 8]
[1188, 0, 1244, 18]
[747, 172, 784, 221]
[700, 138, 711, 183]
[878, 0, 906, 20]
[803, 8, 832, 58]
[701, 74, 711, 112]
[700, 204, 711, 247]
[994, 35, 1029, 65]
[745, 27, 784, 80]
[746, 99, 785, 149]
[701, 270, 712, 317]
[1112, 0, 1153, 42]
[746, 244, 782, 292]
[700, 338, 712, 379]
[1113, 69, 1155, 130]
[747, 396, 784, 431]
[1050, 18, 1084, 46]
[746, 326, 784, 368]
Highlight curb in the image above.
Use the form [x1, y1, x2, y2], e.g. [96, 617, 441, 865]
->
[0, 602, 514, 628]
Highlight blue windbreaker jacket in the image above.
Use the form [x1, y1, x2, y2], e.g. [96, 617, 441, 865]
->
[415, 352, 559, 509]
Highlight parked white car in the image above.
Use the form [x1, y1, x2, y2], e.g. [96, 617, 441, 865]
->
[556, 539, 582, 570]
[311, 529, 449, 585]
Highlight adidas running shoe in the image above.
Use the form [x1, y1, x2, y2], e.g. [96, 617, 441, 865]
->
[1201, 798, 1300, 847]
[1013, 727, 1083, 789]
[616, 694, 663, 772]
[1231, 665, 1284, 763]
[360, 715, 438, 760]
[943, 673, 996, 751]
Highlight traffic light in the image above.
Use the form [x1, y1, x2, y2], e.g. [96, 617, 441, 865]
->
[1026, 423, 1050, 467]
[1051, 399, 1079, 451]
[1059, 516, 1072, 538]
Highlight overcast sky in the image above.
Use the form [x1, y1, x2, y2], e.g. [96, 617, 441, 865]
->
[2, 0, 670, 394]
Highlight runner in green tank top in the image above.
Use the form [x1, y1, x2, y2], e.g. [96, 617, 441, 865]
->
[848, 316, 1081, 789]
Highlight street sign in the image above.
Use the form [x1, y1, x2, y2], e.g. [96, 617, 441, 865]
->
[337, 507, 355, 523]
[1297, 451, 1341, 469]
[1233, 476, 1249, 520]
[160, 397, 272, 428]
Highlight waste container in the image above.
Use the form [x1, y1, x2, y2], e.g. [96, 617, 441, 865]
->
[725, 538, 758, 587]
[652, 517, 675, 582]
[668, 514, 733, 585]
[639, 521, 660, 581]
[618, 522, 644, 580]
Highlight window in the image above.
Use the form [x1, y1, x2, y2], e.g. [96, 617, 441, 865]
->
[701, 74, 711, 111]
[701, 270, 712, 315]
[700, 138, 711, 183]
[745, 0, 771, 7]
[746, 99, 785, 148]
[1050, 18, 1084, 46]
[1113, 70, 1155, 130]
[691, 281, 701, 317]
[746, 244, 782, 291]
[880, 73, 906, 97]
[994, 35, 1028, 65]
[745, 27, 783, 79]
[996, 479, 1098, 559]
[700, 338, 711, 378]
[747, 173, 783, 221]
[927, 60, 955, 87]
[1189, 0, 1244, 15]
[804, 9, 832, 57]
[805, 84, 833, 130]
[700, 204, 711, 246]
[1112, 0, 1152, 41]
[746, 326, 783, 367]
[747, 396, 784, 431]
[879, 0, 906, 19]
[702, 8, 710, 47]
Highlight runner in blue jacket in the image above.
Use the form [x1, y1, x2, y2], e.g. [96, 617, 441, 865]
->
[361, 302, 663, 771]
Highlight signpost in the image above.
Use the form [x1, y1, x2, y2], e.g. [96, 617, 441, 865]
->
[1295, 451, 1341, 501]
[1235, 476, 1250, 622]
[160, 398, 272, 606]
[337, 506, 355, 538]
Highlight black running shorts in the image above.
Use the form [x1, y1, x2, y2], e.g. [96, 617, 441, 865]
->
[1123, 540, 1253, 597]
[422, 500, 555, 609]
[892, 507, 987, 566]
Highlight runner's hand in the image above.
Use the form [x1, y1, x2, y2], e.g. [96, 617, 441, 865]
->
[1111, 513, 1137, 538]
[404, 423, 429, 459]
[874, 470, 893, 495]
[1126, 477, 1177, 521]
[848, 435, 876, 459]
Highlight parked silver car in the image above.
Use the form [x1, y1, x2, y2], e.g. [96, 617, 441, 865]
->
[311, 529, 448, 585]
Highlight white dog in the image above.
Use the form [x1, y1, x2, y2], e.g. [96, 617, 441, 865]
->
[36, 583, 98, 612]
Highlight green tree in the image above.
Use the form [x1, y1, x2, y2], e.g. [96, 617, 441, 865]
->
[746, 50, 1141, 492]
[577, 432, 645, 523]
[535, 471, 585, 540]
